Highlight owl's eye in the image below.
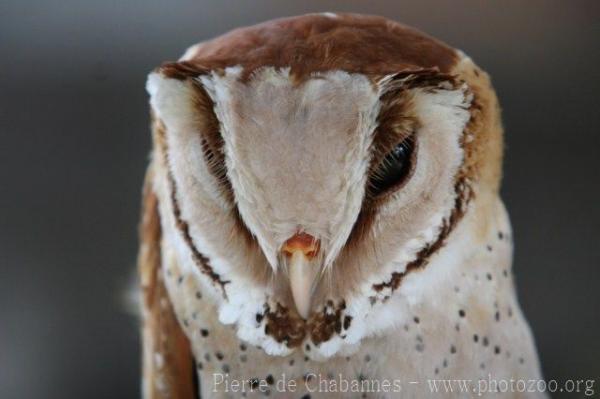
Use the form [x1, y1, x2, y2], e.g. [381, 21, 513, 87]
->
[370, 138, 415, 196]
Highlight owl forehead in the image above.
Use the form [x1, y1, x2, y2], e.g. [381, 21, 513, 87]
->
[197, 68, 382, 242]
[202, 68, 380, 166]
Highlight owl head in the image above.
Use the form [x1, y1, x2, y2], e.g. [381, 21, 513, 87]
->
[146, 13, 503, 359]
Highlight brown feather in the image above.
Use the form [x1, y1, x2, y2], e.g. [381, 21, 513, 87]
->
[138, 166, 196, 399]
[158, 13, 458, 83]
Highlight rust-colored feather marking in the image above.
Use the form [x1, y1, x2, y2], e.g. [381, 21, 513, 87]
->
[371, 177, 474, 296]
[308, 300, 347, 345]
[138, 167, 197, 399]
[262, 303, 306, 348]
[154, 119, 231, 297]
[256, 299, 351, 349]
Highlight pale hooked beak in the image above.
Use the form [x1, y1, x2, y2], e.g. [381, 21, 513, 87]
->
[281, 233, 321, 319]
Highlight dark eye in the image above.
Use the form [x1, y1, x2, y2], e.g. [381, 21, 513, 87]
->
[370, 138, 415, 196]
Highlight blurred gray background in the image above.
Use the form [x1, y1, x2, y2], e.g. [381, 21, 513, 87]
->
[1, 1, 598, 398]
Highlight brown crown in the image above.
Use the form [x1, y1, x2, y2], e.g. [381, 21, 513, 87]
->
[160, 13, 459, 82]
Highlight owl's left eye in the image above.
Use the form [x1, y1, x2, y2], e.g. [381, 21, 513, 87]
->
[369, 137, 415, 196]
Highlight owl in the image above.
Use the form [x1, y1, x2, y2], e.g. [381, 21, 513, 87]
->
[138, 13, 544, 398]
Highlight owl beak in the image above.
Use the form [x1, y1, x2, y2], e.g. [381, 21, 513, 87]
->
[281, 233, 320, 319]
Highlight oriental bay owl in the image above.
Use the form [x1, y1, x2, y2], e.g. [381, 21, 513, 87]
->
[138, 13, 544, 399]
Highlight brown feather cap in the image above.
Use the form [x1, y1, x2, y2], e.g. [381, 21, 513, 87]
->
[163, 13, 459, 82]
